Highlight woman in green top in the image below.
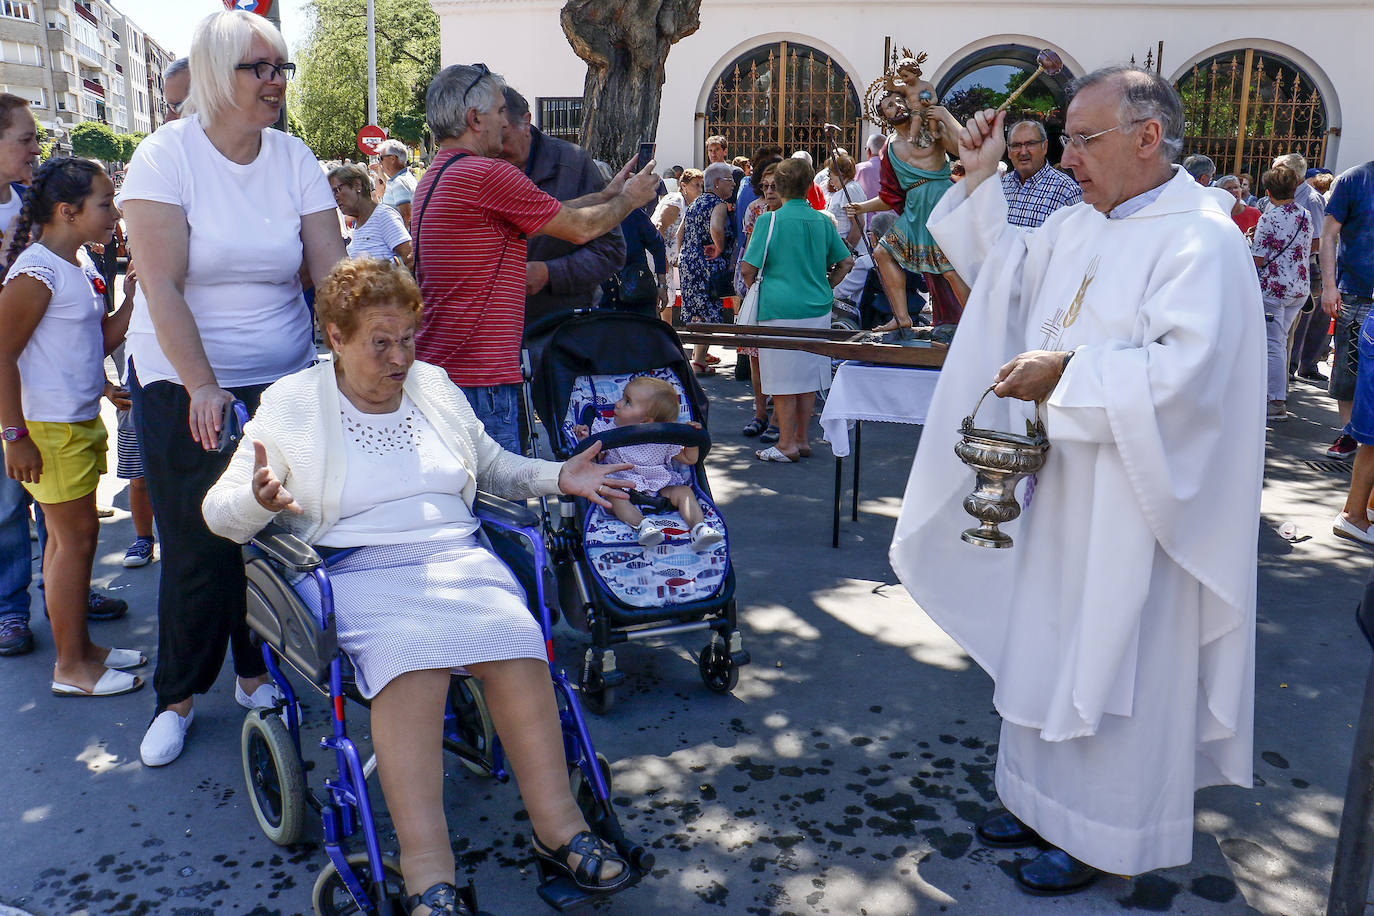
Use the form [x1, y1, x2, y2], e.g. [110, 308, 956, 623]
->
[740, 158, 854, 462]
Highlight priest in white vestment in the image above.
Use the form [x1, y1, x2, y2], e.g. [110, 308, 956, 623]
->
[890, 67, 1265, 894]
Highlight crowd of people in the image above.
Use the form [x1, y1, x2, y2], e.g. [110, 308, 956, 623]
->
[0, 8, 1372, 910]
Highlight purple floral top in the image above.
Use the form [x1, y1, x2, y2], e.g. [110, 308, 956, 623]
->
[1251, 201, 1313, 303]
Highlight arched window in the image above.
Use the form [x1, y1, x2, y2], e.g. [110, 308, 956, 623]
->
[936, 44, 1075, 162]
[1175, 50, 1329, 183]
[705, 41, 861, 168]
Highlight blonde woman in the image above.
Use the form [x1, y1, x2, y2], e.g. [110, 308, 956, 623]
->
[118, 9, 346, 767]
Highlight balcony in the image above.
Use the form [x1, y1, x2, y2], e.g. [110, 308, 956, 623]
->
[75, 38, 100, 66]
[72, 2, 95, 25]
[81, 77, 103, 97]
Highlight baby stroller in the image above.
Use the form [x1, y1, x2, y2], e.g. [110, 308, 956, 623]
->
[237, 494, 652, 914]
[522, 310, 749, 713]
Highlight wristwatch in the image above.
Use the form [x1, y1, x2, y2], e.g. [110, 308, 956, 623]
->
[2, 426, 28, 442]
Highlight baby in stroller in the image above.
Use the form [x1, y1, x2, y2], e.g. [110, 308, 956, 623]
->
[573, 376, 722, 553]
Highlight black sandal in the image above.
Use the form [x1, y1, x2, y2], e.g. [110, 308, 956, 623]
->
[406, 882, 473, 916]
[531, 830, 633, 894]
[741, 417, 767, 437]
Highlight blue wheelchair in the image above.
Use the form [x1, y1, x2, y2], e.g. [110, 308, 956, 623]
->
[237, 492, 652, 915]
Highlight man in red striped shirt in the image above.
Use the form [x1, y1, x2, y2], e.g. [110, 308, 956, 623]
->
[412, 63, 659, 450]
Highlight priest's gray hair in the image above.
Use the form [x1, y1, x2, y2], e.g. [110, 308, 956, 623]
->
[1068, 66, 1184, 163]
[427, 64, 505, 142]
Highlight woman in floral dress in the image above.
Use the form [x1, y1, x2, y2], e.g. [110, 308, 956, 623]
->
[678, 162, 736, 374]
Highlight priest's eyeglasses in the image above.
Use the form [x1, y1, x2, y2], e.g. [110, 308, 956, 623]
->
[1059, 118, 1148, 150]
[235, 60, 296, 82]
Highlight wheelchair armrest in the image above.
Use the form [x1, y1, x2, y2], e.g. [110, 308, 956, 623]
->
[473, 491, 541, 530]
[248, 523, 323, 572]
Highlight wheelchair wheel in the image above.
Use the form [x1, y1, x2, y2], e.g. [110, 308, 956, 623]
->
[447, 676, 496, 776]
[569, 752, 613, 823]
[242, 710, 308, 846]
[698, 639, 740, 694]
[312, 852, 405, 916]
[579, 649, 615, 715]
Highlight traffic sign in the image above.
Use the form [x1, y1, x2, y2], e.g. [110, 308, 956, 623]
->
[357, 125, 387, 156]
[223, 0, 274, 16]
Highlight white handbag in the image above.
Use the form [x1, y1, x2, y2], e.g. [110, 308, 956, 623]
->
[736, 211, 776, 326]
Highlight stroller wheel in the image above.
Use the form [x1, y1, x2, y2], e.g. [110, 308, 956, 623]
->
[698, 640, 740, 694]
[580, 650, 616, 715]
[446, 676, 497, 776]
[241, 710, 308, 846]
[311, 851, 405, 916]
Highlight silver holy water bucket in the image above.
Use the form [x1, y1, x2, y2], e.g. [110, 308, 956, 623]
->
[953, 386, 1050, 548]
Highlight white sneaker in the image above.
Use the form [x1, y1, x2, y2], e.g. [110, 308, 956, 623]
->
[636, 519, 667, 547]
[690, 523, 723, 553]
[141, 709, 194, 767]
[235, 680, 286, 710]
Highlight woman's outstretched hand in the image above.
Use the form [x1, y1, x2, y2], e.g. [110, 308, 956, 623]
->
[251, 439, 302, 515]
[559, 441, 633, 509]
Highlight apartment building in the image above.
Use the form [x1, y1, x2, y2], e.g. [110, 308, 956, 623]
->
[144, 32, 171, 129]
[0, 0, 172, 148]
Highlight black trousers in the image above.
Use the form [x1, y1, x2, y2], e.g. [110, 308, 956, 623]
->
[129, 361, 269, 710]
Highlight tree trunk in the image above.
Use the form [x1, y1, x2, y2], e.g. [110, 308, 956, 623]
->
[560, 0, 701, 166]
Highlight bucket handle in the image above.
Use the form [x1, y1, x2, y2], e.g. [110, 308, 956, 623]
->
[961, 384, 1047, 439]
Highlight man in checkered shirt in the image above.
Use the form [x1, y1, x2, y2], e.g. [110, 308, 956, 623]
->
[1001, 120, 1082, 227]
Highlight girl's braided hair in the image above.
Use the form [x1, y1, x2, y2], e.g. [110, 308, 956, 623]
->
[5, 156, 105, 270]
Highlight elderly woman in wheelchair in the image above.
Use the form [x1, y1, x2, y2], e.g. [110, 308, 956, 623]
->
[203, 258, 638, 916]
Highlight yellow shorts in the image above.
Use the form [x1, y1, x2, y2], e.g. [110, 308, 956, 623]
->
[23, 417, 108, 505]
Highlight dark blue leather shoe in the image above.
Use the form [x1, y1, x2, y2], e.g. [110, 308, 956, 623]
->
[975, 808, 1040, 848]
[1014, 848, 1100, 896]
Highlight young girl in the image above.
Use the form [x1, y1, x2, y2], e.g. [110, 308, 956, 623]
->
[0, 156, 143, 697]
[574, 376, 723, 552]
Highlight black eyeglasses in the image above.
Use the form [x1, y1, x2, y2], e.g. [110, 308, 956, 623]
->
[165, 99, 184, 113]
[235, 60, 296, 82]
[462, 63, 491, 104]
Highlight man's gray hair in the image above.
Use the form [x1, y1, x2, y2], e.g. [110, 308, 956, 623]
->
[1183, 154, 1217, 180]
[790, 149, 814, 168]
[163, 56, 188, 82]
[866, 133, 887, 156]
[502, 85, 530, 123]
[1067, 66, 1185, 163]
[1008, 119, 1048, 143]
[703, 161, 734, 187]
[426, 64, 505, 142]
[1214, 174, 1240, 190]
[377, 139, 408, 165]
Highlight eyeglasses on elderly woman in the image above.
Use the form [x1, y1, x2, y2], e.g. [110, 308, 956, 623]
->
[235, 60, 296, 81]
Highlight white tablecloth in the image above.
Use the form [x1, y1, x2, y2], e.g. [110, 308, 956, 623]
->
[820, 361, 941, 457]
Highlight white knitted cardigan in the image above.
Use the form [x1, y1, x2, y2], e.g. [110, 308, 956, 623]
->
[202, 359, 563, 545]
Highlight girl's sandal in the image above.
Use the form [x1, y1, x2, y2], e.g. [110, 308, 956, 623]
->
[406, 882, 473, 916]
[531, 831, 633, 894]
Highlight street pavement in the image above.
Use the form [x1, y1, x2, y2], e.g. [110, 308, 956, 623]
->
[1, 351, 1370, 916]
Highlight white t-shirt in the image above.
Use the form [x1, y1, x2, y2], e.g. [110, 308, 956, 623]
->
[346, 203, 410, 261]
[316, 393, 479, 548]
[380, 168, 415, 210]
[826, 179, 866, 243]
[654, 191, 686, 256]
[6, 243, 106, 422]
[0, 183, 23, 255]
[115, 115, 336, 387]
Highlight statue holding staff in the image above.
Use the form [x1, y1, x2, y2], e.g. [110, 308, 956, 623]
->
[846, 51, 971, 332]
